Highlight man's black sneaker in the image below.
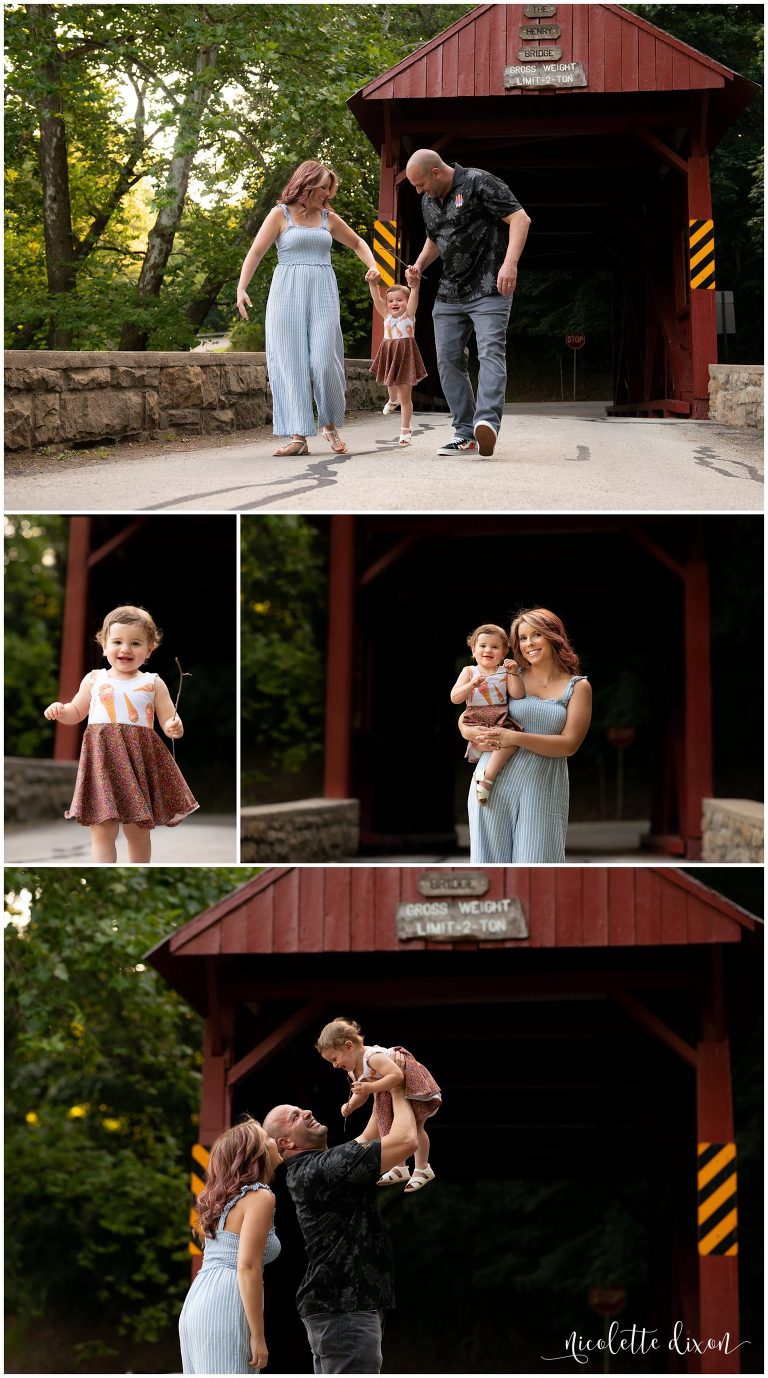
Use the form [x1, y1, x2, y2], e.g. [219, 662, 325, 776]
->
[437, 438, 480, 456]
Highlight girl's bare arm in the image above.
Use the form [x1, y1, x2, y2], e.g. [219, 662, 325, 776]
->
[451, 666, 480, 704]
[43, 672, 93, 723]
[368, 278, 388, 318]
[153, 675, 184, 738]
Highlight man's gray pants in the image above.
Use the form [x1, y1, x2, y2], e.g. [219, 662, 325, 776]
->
[303, 1310, 383, 1374]
[432, 295, 513, 441]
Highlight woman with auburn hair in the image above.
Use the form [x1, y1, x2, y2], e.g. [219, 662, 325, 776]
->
[459, 608, 592, 862]
[236, 159, 381, 457]
[179, 1118, 282, 1373]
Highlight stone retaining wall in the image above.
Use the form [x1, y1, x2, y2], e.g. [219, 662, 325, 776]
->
[241, 798, 359, 862]
[708, 364, 763, 428]
[4, 351, 385, 451]
[701, 798, 763, 862]
[5, 757, 79, 823]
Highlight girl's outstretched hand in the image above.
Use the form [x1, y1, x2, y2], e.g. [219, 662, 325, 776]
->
[350, 1079, 374, 1098]
[364, 267, 381, 283]
[236, 288, 252, 319]
[341, 1102, 353, 1117]
[164, 713, 184, 738]
[44, 702, 66, 720]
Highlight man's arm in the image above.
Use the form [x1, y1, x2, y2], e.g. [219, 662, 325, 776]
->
[497, 209, 531, 296]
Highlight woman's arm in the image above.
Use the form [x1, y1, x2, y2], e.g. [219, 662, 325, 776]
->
[450, 666, 478, 704]
[368, 278, 388, 319]
[236, 207, 284, 317]
[328, 212, 379, 279]
[474, 680, 592, 758]
[153, 675, 183, 738]
[43, 672, 93, 724]
[236, 1189, 275, 1371]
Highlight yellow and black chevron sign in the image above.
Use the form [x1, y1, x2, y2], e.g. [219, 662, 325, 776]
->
[189, 1142, 210, 1256]
[697, 1141, 737, 1256]
[373, 220, 397, 287]
[689, 219, 716, 290]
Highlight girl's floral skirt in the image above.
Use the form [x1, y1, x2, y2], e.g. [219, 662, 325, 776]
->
[65, 723, 199, 829]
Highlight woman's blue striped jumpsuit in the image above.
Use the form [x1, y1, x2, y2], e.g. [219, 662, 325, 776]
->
[265, 204, 346, 437]
[468, 676, 587, 863]
[178, 1183, 280, 1373]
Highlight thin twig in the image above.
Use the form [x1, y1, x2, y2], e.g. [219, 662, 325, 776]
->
[171, 656, 191, 759]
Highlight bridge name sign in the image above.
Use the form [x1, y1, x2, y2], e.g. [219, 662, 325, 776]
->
[397, 896, 529, 941]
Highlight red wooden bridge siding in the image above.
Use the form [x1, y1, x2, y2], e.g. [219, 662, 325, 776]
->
[364, 3, 731, 102]
[166, 866, 754, 957]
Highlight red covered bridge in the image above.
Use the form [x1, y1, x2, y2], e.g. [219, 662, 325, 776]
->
[149, 865, 761, 1373]
[348, 3, 757, 416]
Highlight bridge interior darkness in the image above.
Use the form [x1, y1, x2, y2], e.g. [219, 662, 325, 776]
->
[349, 517, 699, 850]
[218, 943, 759, 1374]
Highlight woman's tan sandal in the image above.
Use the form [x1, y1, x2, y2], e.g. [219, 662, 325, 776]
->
[376, 1165, 411, 1187]
[274, 438, 308, 456]
[404, 1165, 435, 1194]
[398, 428, 412, 447]
[475, 775, 495, 805]
[322, 426, 348, 454]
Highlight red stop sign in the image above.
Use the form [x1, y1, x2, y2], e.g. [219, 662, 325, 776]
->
[565, 333, 586, 349]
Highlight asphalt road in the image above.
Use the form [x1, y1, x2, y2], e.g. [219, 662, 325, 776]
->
[4, 813, 238, 864]
[5, 405, 763, 513]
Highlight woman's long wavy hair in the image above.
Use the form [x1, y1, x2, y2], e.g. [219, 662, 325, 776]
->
[509, 608, 581, 676]
[195, 1118, 273, 1241]
[280, 160, 338, 208]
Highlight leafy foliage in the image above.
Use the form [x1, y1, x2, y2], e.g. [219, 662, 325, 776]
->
[4, 515, 68, 757]
[4, 3, 472, 351]
[240, 517, 328, 782]
[4, 867, 253, 1346]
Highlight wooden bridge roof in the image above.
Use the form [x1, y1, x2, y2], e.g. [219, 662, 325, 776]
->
[150, 866, 757, 966]
[348, 3, 757, 148]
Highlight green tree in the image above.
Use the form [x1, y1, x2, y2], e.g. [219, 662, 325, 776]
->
[4, 3, 472, 351]
[240, 516, 328, 794]
[4, 867, 253, 1362]
[4, 514, 68, 757]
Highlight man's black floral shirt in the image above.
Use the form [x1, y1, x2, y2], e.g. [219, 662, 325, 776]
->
[285, 1140, 394, 1317]
[421, 163, 523, 302]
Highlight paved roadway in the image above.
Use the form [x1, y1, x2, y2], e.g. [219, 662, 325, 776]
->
[5, 404, 763, 513]
[4, 813, 238, 864]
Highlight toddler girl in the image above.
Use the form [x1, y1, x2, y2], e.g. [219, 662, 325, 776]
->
[450, 622, 525, 804]
[369, 280, 427, 447]
[316, 1016, 441, 1193]
[43, 604, 199, 862]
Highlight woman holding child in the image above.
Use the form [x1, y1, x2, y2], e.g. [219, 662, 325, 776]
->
[459, 608, 592, 863]
[236, 160, 380, 457]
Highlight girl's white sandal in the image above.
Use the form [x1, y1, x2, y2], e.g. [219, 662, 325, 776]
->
[404, 1165, 435, 1193]
[376, 1165, 411, 1187]
[475, 775, 494, 805]
[383, 400, 400, 415]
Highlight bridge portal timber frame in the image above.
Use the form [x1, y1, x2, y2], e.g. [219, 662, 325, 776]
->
[348, 4, 758, 418]
[148, 865, 761, 1376]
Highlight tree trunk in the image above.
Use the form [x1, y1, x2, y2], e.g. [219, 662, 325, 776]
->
[28, 4, 77, 348]
[119, 42, 220, 350]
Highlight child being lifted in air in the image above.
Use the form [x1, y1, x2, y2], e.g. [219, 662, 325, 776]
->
[316, 1016, 441, 1193]
[451, 622, 525, 804]
[368, 278, 428, 447]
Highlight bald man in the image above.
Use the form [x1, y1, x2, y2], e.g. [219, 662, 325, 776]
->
[263, 1087, 417, 1373]
[406, 149, 531, 457]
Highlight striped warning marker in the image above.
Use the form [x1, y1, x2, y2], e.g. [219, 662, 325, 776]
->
[697, 1141, 737, 1256]
[689, 219, 716, 290]
[373, 220, 397, 287]
[189, 1142, 210, 1256]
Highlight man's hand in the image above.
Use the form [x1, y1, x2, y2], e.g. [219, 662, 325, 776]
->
[497, 262, 518, 296]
